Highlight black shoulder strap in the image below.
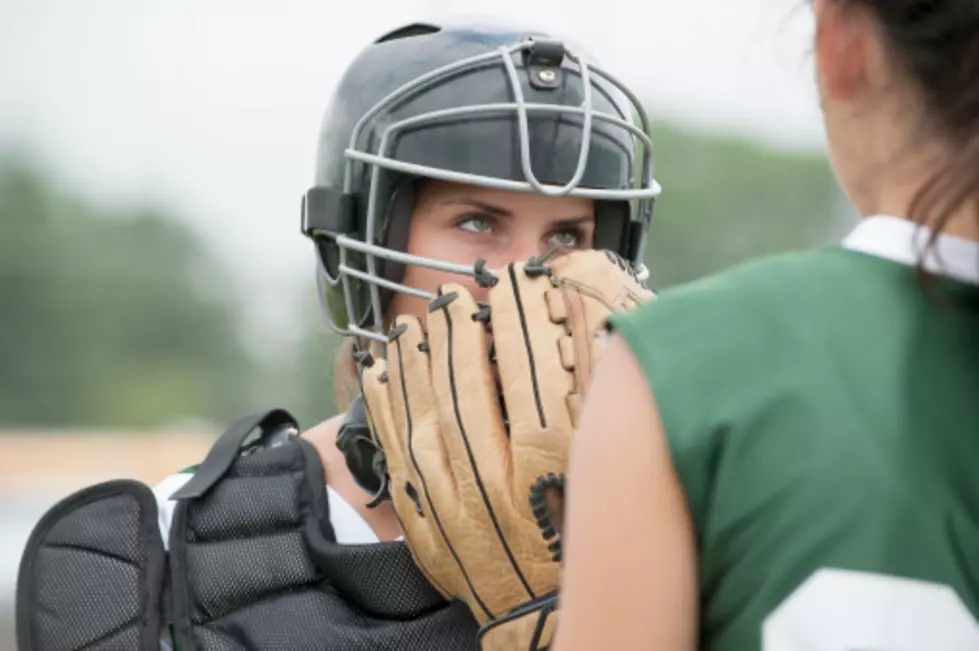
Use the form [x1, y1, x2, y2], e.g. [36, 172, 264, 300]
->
[16, 479, 167, 651]
[167, 409, 341, 650]
[170, 408, 299, 500]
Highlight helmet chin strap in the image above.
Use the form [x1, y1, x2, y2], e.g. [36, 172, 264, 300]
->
[334, 392, 391, 507]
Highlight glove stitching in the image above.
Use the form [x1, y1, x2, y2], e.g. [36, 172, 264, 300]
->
[528, 473, 567, 563]
[390, 325, 494, 619]
[506, 263, 547, 429]
[438, 285, 538, 603]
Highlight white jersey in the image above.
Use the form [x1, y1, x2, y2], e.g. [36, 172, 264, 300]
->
[151, 471, 384, 547]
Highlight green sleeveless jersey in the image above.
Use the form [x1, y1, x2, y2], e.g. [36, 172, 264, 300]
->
[610, 235, 979, 649]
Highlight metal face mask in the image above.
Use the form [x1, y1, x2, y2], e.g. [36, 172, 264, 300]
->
[301, 22, 661, 343]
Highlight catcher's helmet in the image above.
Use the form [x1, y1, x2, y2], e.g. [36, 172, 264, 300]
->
[301, 19, 661, 342]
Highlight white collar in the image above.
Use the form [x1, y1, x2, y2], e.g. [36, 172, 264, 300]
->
[842, 215, 979, 286]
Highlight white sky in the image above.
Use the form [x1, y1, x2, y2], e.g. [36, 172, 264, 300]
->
[0, 0, 825, 344]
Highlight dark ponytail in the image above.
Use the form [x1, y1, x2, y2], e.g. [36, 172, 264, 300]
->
[843, 0, 979, 241]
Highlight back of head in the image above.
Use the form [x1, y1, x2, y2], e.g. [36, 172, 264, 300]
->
[847, 0, 979, 237]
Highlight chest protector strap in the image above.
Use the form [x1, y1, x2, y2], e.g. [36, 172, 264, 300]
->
[17, 409, 480, 651]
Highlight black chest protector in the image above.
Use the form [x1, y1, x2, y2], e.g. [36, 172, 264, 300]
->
[16, 409, 480, 650]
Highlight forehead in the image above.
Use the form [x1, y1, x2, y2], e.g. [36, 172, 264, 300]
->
[414, 180, 595, 218]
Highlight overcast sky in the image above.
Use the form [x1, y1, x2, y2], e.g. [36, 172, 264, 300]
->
[0, 0, 824, 341]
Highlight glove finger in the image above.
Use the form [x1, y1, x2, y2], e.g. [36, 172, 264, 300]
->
[425, 284, 509, 499]
[386, 315, 457, 524]
[361, 326, 462, 598]
[548, 250, 655, 423]
[387, 314, 503, 612]
[426, 283, 538, 614]
[490, 262, 575, 494]
[360, 346, 425, 522]
[359, 355, 409, 505]
[548, 250, 655, 317]
[361, 356, 397, 461]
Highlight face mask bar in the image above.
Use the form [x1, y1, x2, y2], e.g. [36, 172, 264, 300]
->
[318, 38, 662, 344]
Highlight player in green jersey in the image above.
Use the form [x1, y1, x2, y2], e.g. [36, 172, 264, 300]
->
[552, 0, 979, 650]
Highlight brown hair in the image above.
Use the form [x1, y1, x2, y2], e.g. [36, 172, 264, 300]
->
[840, 0, 979, 241]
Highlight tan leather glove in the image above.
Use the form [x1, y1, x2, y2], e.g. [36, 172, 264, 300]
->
[360, 249, 654, 650]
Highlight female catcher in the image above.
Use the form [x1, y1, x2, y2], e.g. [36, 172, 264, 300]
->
[551, 0, 979, 649]
[14, 17, 657, 651]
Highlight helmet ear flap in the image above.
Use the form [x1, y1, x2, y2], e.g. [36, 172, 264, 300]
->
[377, 178, 416, 286]
[317, 172, 419, 335]
[593, 200, 630, 258]
[305, 186, 372, 333]
[316, 250, 373, 334]
[369, 175, 417, 324]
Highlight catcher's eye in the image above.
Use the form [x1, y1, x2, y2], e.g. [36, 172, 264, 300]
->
[547, 228, 583, 250]
[456, 214, 495, 235]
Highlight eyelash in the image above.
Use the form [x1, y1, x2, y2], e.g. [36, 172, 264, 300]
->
[456, 213, 586, 246]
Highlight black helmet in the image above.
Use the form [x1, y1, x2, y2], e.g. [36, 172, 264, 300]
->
[301, 20, 660, 342]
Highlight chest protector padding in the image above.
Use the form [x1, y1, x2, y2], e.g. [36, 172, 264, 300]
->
[16, 479, 166, 651]
[17, 409, 480, 651]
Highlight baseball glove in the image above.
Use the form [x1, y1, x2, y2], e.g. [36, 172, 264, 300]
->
[359, 249, 654, 650]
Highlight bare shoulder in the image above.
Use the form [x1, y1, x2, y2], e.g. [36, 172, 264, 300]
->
[302, 413, 348, 486]
[301, 413, 401, 540]
[303, 413, 346, 445]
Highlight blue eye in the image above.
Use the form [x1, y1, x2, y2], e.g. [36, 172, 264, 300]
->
[549, 229, 581, 248]
[457, 215, 494, 234]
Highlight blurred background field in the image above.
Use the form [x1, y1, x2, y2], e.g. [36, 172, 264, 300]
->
[0, 1, 852, 647]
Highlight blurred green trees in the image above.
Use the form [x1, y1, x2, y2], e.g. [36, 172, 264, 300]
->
[0, 121, 852, 430]
[644, 124, 854, 288]
[0, 155, 252, 427]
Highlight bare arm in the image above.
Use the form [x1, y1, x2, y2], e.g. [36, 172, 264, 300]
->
[304, 415, 403, 542]
[552, 333, 699, 651]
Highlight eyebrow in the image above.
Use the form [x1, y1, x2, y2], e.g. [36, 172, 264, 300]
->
[442, 199, 594, 227]
[550, 215, 595, 229]
[441, 198, 513, 217]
